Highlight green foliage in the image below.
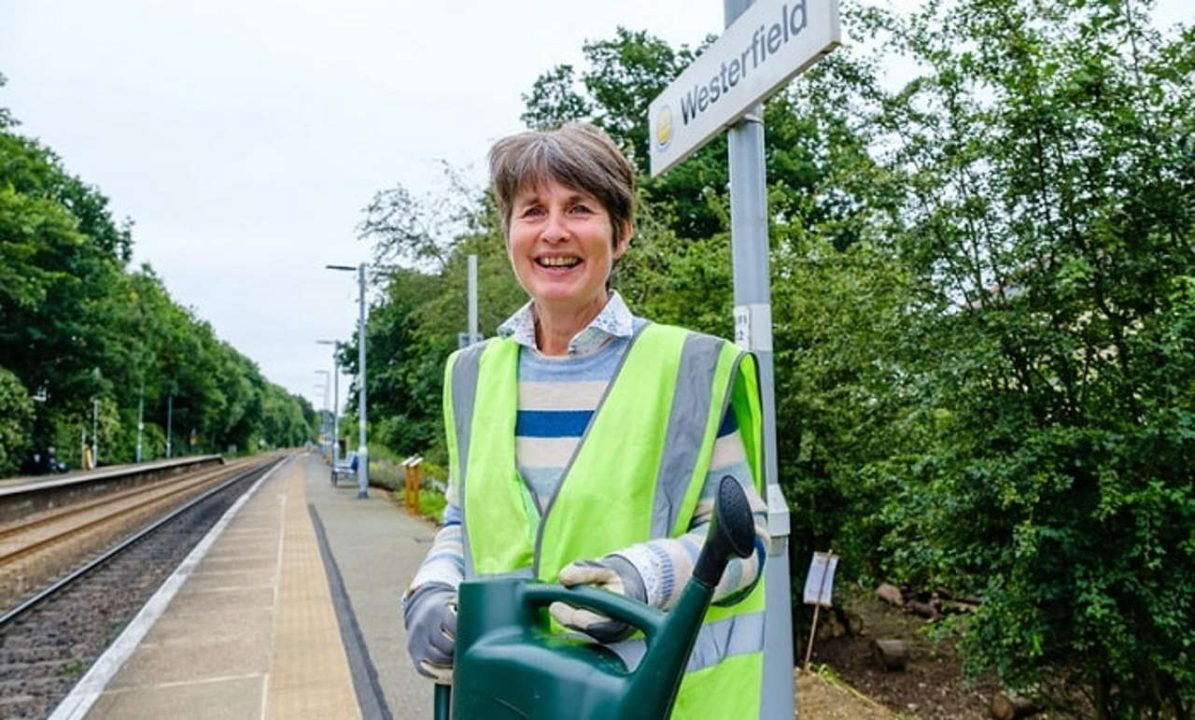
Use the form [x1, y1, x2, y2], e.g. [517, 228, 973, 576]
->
[858, 1, 1195, 715]
[0, 366, 33, 475]
[418, 488, 447, 522]
[520, 65, 593, 130]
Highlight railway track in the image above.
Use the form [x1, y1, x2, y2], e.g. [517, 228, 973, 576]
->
[0, 456, 283, 720]
[0, 458, 256, 611]
[0, 460, 252, 565]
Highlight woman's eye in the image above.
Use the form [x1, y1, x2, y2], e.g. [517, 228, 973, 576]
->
[521, 206, 544, 218]
[570, 204, 593, 214]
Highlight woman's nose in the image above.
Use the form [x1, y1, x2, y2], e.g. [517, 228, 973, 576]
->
[540, 209, 570, 243]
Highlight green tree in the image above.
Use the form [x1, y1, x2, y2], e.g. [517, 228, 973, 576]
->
[0, 131, 130, 458]
[0, 367, 33, 475]
[863, 1, 1195, 715]
[520, 65, 593, 130]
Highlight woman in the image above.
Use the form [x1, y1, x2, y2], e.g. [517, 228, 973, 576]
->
[403, 122, 771, 718]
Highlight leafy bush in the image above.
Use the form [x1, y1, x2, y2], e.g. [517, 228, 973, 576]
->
[0, 367, 33, 475]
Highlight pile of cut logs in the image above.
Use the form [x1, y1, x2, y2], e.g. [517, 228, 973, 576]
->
[874, 582, 981, 620]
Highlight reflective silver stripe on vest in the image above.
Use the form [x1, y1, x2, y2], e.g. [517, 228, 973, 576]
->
[606, 610, 765, 673]
[652, 332, 727, 538]
[451, 341, 488, 578]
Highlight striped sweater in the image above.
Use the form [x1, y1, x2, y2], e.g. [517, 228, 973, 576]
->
[407, 293, 769, 611]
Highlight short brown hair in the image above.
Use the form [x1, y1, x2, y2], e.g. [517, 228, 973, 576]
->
[489, 123, 635, 247]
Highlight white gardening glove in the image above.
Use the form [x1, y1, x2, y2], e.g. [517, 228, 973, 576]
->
[402, 583, 457, 684]
[549, 556, 646, 643]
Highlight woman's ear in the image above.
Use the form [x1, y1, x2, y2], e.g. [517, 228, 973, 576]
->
[613, 220, 633, 260]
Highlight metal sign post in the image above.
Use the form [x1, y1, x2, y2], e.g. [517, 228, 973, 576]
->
[460, 255, 484, 348]
[468, 254, 480, 344]
[356, 262, 369, 499]
[328, 262, 371, 497]
[728, 97, 796, 719]
[647, 0, 841, 716]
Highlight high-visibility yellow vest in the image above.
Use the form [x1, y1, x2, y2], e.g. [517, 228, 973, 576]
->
[443, 322, 767, 719]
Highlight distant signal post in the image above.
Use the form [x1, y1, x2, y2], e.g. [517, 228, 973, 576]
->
[647, 1, 840, 718]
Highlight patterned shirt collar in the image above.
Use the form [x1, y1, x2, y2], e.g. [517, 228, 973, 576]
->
[498, 291, 635, 357]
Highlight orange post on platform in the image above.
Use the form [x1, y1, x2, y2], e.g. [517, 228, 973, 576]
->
[402, 456, 423, 511]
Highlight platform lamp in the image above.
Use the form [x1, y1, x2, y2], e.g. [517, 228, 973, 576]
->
[312, 380, 326, 453]
[316, 340, 341, 465]
[315, 370, 330, 456]
[326, 263, 369, 499]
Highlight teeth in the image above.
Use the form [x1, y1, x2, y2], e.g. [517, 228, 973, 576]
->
[538, 257, 579, 267]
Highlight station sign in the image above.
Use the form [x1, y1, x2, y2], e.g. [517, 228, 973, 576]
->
[648, 0, 841, 177]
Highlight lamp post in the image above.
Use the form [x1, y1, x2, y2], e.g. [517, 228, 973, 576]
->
[317, 339, 341, 465]
[327, 262, 369, 499]
[315, 370, 331, 456]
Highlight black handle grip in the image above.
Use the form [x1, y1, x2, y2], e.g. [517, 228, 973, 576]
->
[692, 476, 756, 587]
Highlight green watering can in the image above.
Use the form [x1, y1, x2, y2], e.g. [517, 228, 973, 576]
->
[434, 475, 757, 719]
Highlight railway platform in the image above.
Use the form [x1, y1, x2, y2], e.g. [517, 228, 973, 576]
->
[51, 451, 437, 720]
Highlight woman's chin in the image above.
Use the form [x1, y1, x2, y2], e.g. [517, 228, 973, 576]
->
[532, 287, 604, 314]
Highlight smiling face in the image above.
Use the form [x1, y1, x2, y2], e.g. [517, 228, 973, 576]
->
[507, 178, 629, 323]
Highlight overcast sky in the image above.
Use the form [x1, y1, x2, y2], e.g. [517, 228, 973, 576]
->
[0, 0, 1186, 412]
[0, 0, 730, 410]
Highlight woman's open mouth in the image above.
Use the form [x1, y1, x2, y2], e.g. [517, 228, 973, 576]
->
[536, 256, 581, 269]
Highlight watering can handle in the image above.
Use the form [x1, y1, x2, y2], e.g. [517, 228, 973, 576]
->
[523, 584, 668, 638]
[522, 476, 757, 638]
[433, 683, 451, 720]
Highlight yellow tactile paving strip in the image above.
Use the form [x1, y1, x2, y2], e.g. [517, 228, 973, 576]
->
[81, 458, 362, 719]
[266, 462, 361, 720]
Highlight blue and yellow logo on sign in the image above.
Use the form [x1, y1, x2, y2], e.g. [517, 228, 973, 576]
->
[655, 104, 673, 150]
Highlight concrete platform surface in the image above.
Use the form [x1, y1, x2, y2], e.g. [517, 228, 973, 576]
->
[60, 451, 437, 720]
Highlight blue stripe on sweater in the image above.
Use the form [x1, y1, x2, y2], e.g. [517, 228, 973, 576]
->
[516, 409, 593, 437]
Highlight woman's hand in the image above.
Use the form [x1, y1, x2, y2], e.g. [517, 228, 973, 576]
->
[402, 582, 458, 683]
[549, 556, 646, 643]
